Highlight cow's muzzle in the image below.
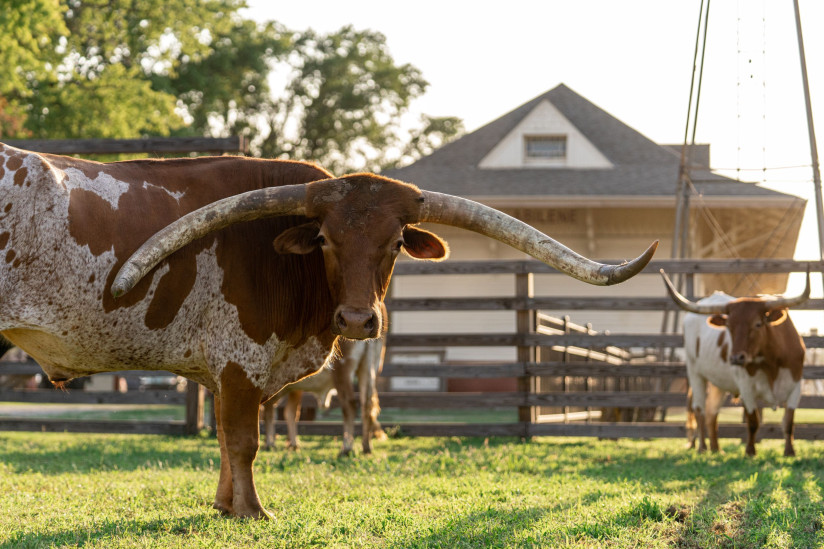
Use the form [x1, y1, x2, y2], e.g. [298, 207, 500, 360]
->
[333, 307, 381, 340]
[730, 352, 748, 366]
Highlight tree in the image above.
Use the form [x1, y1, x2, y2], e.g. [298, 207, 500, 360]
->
[250, 26, 455, 174]
[1, 4, 462, 169]
[0, 0, 67, 137]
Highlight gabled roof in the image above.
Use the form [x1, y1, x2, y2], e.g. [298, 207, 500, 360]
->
[384, 84, 800, 206]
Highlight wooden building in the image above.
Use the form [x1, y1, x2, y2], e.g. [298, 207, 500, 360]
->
[384, 84, 805, 364]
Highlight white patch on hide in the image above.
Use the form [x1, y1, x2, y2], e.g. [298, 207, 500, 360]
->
[62, 168, 130, 208]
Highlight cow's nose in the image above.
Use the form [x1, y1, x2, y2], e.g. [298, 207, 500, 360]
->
[334, 308, 379, 339]
[731, 352, 747, 366]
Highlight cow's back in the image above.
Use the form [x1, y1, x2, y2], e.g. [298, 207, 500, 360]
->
[0, 145, 335, 392]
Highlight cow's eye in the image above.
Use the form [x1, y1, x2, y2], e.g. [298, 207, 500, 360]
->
[754, 320, 763, 329]
[393, 239, 404, 252]
[316, 235, 327, 246]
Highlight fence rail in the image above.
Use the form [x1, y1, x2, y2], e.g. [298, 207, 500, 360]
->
[2, 258, 823, 440]
[4, 137, 248, 155]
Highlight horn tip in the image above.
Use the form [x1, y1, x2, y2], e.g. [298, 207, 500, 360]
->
[605, 240, 659, 285]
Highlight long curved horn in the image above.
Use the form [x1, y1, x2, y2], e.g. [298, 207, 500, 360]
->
[419, 191, 658, 285]
[766, 267, 811, 310]
[660, 269, 728, 315]
[111, 184, 307, 297]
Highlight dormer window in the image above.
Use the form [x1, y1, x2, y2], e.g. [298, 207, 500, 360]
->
[525, 135, 567, 159]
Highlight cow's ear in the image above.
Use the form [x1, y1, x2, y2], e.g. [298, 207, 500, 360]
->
[402, 226, 449, 261]
[708, 314, 727, 328]
[766, 309, 788, 326]
[273, 222, 321, 255]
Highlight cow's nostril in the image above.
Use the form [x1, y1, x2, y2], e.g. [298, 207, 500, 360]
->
[336, 311, 347, 329]
[364, 315, 375, 332]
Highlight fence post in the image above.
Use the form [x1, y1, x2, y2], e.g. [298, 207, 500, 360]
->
[516, 271, 536, 439]
[185, 381, 205, 435]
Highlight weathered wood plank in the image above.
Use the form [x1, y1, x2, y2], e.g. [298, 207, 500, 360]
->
[4, 137, 247, 155]
[393, 259, 824, 276]
[385, 296, 824, 312]
[0, 389, 186, 405]
[386, 333, 824, 349]
[529, 422, 824, 440]
[381, 362, 824, 379]
[271, 422, 526, 437]
[371, 392, 824, 410]
[270, 421, 824, 440]
[0, 418, 187, 435]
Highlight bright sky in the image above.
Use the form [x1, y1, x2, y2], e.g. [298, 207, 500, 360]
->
[244, 0, 824, 331]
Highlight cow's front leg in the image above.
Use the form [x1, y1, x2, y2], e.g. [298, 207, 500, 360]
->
[219, 362, 269, 519]
[744, 407, 760, 456]
[782, 408, 796, 457]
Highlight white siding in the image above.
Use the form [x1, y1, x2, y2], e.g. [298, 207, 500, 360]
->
[479, 100, 613, 169]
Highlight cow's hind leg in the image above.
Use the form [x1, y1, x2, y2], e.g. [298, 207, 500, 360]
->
[685, 388, 696, 449]
[704, 383, 725, 453]
[688, 378, 709, 453]
[782, 408, 796, 457]
[219, 362, 269, 519]
[284, 390, 302, 451]
[212, 396, 234, 515]
[332, 353, 357, 456]
[261, 399, 276, 451]
[359, 339, 386, 454]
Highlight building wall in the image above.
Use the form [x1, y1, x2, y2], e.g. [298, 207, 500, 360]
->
[390, 207, 673, 362]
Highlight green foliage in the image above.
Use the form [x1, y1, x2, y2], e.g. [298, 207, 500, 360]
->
[0, 2, 461, 168]
[255, 26, 428, 174]
[0, 434, 822, 548]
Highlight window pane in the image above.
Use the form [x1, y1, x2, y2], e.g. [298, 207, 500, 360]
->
[525, 136, 566, 158]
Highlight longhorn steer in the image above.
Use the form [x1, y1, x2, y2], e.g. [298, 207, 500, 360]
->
[661, 270, 809, 456]
[0, 142, 657, 519]
[262, 337, 386, 455]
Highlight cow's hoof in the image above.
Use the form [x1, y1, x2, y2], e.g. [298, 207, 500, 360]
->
[745, 447, 756, 457]
[286, 444, 300, 452]
[372, 429, 388, 441]
[338, 448, 354, 458]
[234, 507, 272, 520]
[213, 502, 233, 516]
[784, 448, 796, 457]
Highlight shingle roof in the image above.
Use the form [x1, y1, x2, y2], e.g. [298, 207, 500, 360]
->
[384, 84, 797, 202]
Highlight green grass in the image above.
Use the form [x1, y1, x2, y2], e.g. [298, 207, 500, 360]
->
[1, 433, 823, 548]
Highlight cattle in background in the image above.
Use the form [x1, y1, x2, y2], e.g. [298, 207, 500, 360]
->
[661, 270, 809, 456]
[0, 143, 656, 519]
[262, 337, 386, 455]
[0, 334, 12, 359]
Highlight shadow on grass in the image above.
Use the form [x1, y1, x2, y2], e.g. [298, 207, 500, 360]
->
[576, 443, 824, 547]
[0, 434, 222, 474]
[386, 506, 551, 549]
[1, 513, 215, 548]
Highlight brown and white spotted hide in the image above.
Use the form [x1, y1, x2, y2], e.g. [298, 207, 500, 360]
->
[261, 336, 386, 455]
[682, 292, 806, 457]
[0, 143, 449, 519]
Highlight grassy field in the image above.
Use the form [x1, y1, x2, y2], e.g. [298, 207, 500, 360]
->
[0, 432, 822, 548]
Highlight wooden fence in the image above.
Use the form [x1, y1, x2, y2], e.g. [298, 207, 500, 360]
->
[368, 258, 824, 440]
[1, 251, 822, 439]
[4, 136, 248, 155]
